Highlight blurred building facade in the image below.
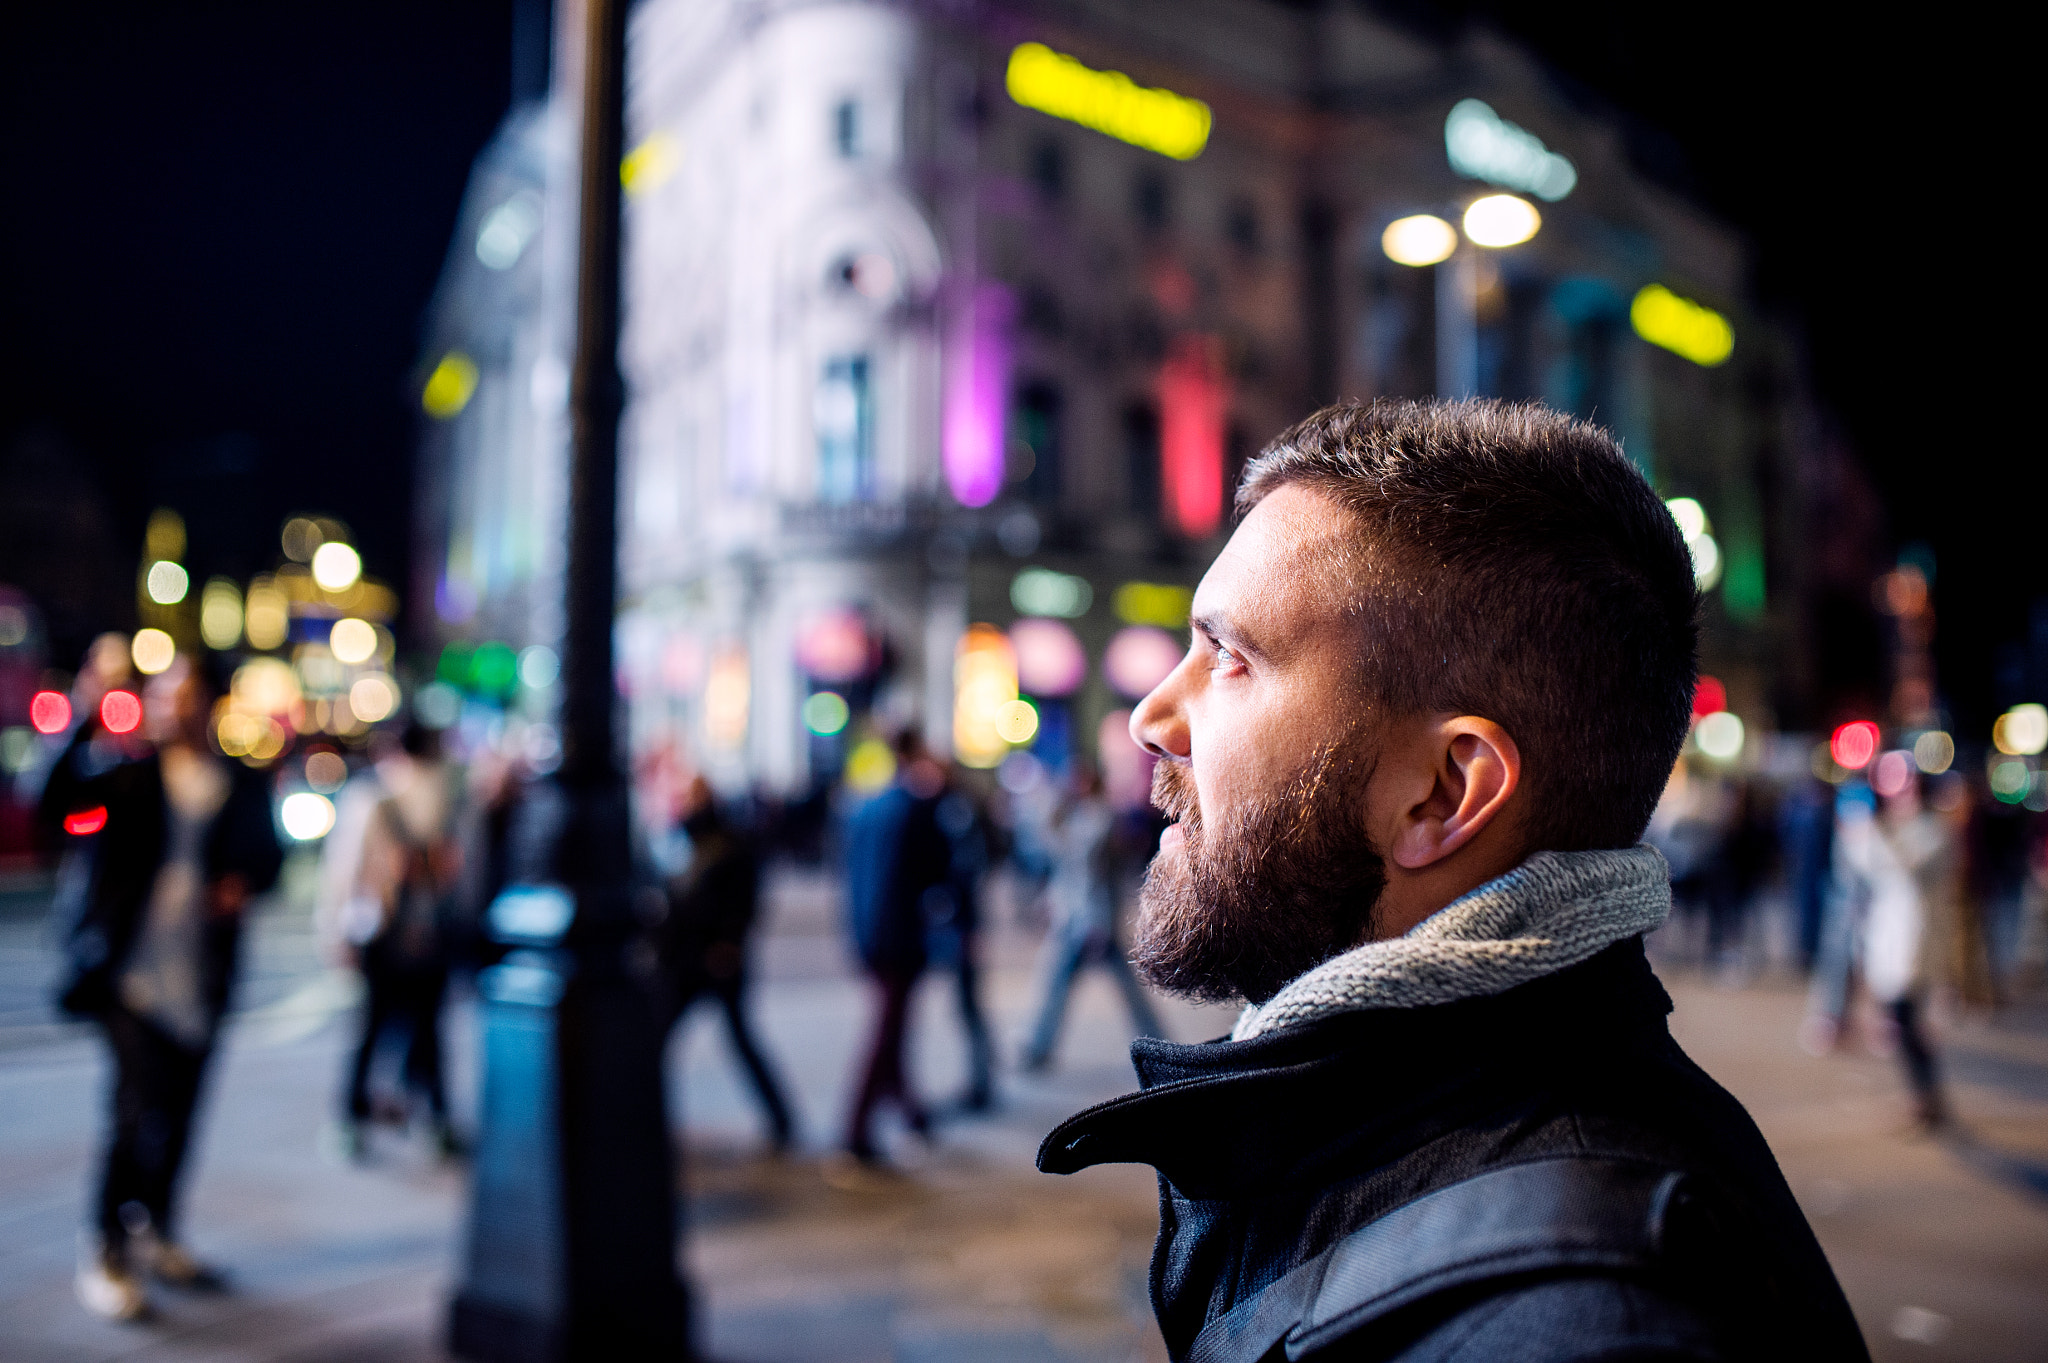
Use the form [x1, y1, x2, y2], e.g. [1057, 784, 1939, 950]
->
[416, 0, 1853, 797]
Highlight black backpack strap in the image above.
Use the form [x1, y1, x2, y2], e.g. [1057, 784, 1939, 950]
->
[1188, 1156, 1691, 1363]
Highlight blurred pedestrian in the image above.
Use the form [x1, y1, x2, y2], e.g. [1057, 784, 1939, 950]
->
[928, 777, 996, 1111]
[652, 773, 795, 1151]
[1871, 771, 1952, 1127]
[1021, 763, 1161, 1071]
[1779, 771, 1836, 972]
[838, 730, 949, 1164]
[320, 722, 463, 1159]
[44, 649, 282, 1321]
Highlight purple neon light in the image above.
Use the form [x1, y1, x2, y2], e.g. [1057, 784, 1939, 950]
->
[943, 282, 1014, 508]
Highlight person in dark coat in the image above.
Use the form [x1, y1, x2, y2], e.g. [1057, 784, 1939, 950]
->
[1039, 401, 1866, 1361]
[654, 774, 795, 1150]
[44, 650, 282, 1321]
[839, 730, 952, 1163]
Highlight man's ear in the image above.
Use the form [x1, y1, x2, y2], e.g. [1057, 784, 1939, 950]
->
[1388, 716, 1520, 870]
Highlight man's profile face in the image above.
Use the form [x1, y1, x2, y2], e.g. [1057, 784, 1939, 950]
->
[1128, 484, 1389, 1003]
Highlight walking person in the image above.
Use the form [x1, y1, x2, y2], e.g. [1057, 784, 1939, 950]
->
[1851, 769, 1952, 1128]
[928, 779, 997, 1111]
[322, 722, 462, 1158]
[652, 774, 795, 1151]
[838, 731, 950, 1164]
[1020, 763, 1161, 1071]
[45, 652, 282, 1321]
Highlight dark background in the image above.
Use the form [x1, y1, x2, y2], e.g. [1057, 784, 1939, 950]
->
[0, 2, 2031, 725]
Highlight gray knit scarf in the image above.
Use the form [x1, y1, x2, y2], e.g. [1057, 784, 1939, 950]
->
[1229, 845, 1671, 1042]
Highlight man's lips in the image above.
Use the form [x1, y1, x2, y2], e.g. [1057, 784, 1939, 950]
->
[1159, 821, 1186, 852]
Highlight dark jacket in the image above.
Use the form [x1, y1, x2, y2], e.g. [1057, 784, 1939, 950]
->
[1040, 940, 1867, 1361]
[41, 727, 284, 1029]
[843, 782, 950, 974]
[658, 803, 763, 991]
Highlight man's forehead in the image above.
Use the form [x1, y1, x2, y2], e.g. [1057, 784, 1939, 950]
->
[1193, 484, 1358, 635]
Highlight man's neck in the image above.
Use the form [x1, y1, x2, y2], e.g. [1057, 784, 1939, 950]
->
[1368, 834, 1530, 941]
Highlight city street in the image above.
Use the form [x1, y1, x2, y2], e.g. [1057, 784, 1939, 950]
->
[2, 863, 2046, 1363]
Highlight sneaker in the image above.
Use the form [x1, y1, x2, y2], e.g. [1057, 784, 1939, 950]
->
[150, 1241, 228, 1293]
[76, 1240, 148, 1322]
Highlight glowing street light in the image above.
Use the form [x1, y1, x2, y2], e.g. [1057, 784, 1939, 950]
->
[1462, 193, 1541, 248]
[310, 541, 362, 592]
[1382, 214, 1457, 267]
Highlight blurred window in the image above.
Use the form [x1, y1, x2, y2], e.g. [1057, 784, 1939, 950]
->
[835, 98, 860, 158]
[1134, 171, 1169, 234]
[816, 356, 873, 502]
[1225, 196, 1261, 255]
[1122, 401, 1160, 521]
[1014, 381, 1063, 507]
[1030, 139, 1066, 202]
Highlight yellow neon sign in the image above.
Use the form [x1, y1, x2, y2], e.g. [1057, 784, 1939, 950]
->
[1631, 284, 1734, 367]
[1005, 42, 1211, 161]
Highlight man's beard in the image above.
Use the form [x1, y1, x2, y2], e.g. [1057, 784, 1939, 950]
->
[1132, 744, 1388, 1006]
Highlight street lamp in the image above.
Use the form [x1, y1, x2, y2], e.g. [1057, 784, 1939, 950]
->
[447, 0, 691, 1357]
[1380, 193, 1542, 398]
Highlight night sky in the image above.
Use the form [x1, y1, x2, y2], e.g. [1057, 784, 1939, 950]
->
[0, 2, 2031, 726]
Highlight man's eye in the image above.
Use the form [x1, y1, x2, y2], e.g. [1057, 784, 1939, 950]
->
[1211, 642, 1239, 670]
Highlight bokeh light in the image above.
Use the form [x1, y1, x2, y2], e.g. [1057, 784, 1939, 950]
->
[1989, 758, 2030, 804]
[304, 749, 348, 793]
[130, 628, 176, 675]
[1381, 214, 1457, 267]
[1631, 284, 1734, 367]
[518, 644, 560, 690]
[1104, 626, 1183, 699]
[1461, 194, 1540, 247]
[1830, 720, 1880, 771]
[100, 691, 143, 735]
[30, 690, 72, 734]
[349, 674, 399, 724]
[1692, 675, 1727, 718]
[803, 690, 851, 736]
[1010, 568, 1092, 619]
[329, 617, 377, 665]
[995, 698, 1040, 745]
[844, 736, 896, 793]
[200, 578, 243, 649]
[1009, 618, 1088, 697]
[311, 542, 363, 592]
[1694, 710, 1744, 761]
[1664, 497, 1707, 541]
[1872, 750, 1915, 798]
[422, 352, 480, 419]
[1004, 42, 1211, 161]
[1112, 581, 1193, 628]
[954, 625, 1021, 768]
[415, 681, 462, 729]
[1992, 703, 2048, 756]
[245, 578, 290, 650]
[280, 791, 338, 841]
[1913, 730, 1955, 775]
[145, 561, 189, 605]
[64, 806, 109, 836]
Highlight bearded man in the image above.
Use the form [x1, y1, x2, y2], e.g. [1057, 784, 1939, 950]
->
[1039, 401, 1865, 1362]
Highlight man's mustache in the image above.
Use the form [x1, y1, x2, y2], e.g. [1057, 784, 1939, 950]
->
[1151, 761, 1200, 831]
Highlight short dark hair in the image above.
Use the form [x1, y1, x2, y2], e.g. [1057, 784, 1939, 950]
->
[1238, 398, 1698, 852]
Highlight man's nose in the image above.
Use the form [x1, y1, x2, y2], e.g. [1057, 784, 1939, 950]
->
[1130, 655, 1193, 760]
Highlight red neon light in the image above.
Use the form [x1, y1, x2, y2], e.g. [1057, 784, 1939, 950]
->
[1692, 676, 1727, 719]
[1830, 720, 1880, 771]
[100, 691, 142, 735]
[30, 690, 72, 734]
[1158, 334, 1228, 539]
[64, 806, 108, 836]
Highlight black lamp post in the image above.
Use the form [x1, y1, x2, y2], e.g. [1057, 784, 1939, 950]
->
[448, 0, 690, 1357]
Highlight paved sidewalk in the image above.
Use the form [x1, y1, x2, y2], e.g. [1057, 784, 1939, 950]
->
[1, 868, 2045, 1362]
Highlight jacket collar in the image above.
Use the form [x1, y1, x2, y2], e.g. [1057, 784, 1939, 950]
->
[1037, 939, 1673, 1200]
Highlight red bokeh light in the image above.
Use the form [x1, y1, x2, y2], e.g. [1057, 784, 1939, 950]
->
[1830, 720, 1880, 771]
[29, 690, 71, 734]
[63, 806, 108, 836]
[1692, 675, 1727, 719]
[100, 691, 142, 735]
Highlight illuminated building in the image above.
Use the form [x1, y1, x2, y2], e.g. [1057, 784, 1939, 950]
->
[417, 0, 1852, 795]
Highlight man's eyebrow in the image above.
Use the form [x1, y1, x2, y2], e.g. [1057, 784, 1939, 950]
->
[1191, 611, 1266, 660]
